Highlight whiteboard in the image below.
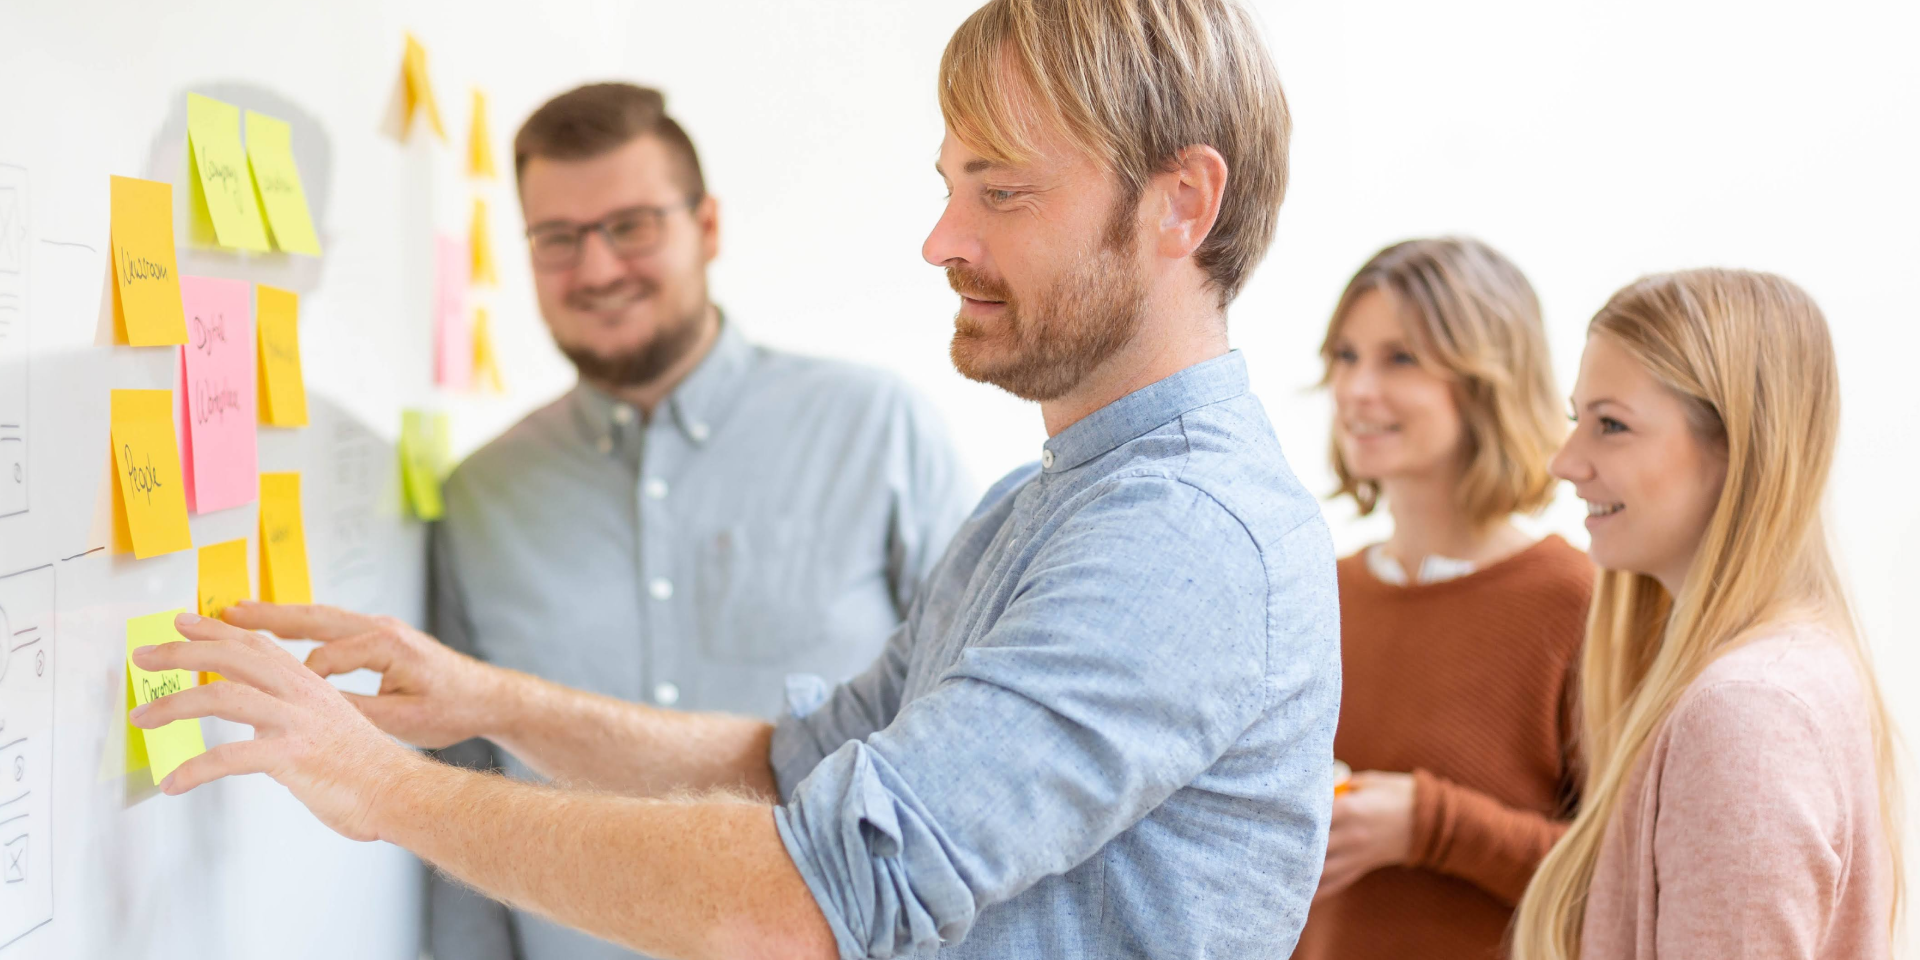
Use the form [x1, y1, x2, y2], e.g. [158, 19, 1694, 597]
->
[0, 4, 649, 958]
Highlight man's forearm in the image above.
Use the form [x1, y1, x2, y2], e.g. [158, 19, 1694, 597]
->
[480, 665, 780, 799]
[380, 756, 836, 960]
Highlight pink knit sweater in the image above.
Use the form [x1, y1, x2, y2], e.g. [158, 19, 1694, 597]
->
[1579, 625, 1894, 958]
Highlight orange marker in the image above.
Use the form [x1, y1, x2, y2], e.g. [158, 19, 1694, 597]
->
[1332, 760, 1353, 797]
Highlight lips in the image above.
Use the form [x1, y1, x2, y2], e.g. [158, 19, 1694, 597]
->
[1586, 501, 1624, 517]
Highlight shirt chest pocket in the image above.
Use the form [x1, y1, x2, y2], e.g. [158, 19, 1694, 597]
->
[695, 519, 840, 664]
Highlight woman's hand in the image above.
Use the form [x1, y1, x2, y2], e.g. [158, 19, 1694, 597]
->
[1315, 770, 1416, 901]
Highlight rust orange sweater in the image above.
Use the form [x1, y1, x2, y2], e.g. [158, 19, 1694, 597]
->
[1293, 535, 1593, 960]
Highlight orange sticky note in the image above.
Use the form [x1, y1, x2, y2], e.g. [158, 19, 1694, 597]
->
[127, 609, 207, 782]
[471, 307, 504, 393]
[256, 285, 308, 426]
[469, 198, 497, 287]
[197, 538, 250, 684]
[109, 389, 193, 558]
[467, 89, 496, 178]
[401, 33, 447, 142]
[109, 176, 188, 346]
[259, 472, 311, 604]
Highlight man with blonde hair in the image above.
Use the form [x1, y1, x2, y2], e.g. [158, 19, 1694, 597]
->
[127, 1, 1342, 957]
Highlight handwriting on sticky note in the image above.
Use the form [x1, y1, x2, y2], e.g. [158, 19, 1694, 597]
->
[125, 609, 207, 782]
[244, 111, 322, 255]
[259, 472, 311, 604]
[197, 538, 249, 684]
[256, 285, 308, 427]
[185, 94, 270, 251]
[178, 276, 257, 513]
[109, 389, 193, 558]
[108, 176, 188, 346]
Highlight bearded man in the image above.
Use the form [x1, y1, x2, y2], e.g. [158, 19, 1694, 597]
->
[130, 2, 1342, 957]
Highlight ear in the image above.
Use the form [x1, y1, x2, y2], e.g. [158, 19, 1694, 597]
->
[1153, 145, 1228, 261]
[696, 193, 721, 262]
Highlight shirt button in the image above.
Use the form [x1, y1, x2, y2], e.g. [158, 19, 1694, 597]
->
[643, 478, 669, 500]
[688, 421, 710, 442]
[648, 577, 673, 600]
[653, 682, 680, 706]
[1041, 449, 1056, 469]
[612, 403, 636, 426]
[596, 436, 613, 455]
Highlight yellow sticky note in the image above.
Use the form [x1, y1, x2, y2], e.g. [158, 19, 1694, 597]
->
[468, 89, 496, 178]
[108, 176, 188, 346]
[399, 410, 450, 520]
[256, 285, 308, 426]
[401, 33, 447, 142]
[122, 671, 151, 780]
[259, 472, 311, 604]
[472, 308, 504, 393]
[198, 538, 250, 684]
[470, 198, 498, 287]
[185, 94, 271, 251]
[126, 609, 207, 783]
[244, 111, 322, 256]
[110, 389, 193, 558]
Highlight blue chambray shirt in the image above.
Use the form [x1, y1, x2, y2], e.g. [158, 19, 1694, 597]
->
[770, 351, 1342, 959]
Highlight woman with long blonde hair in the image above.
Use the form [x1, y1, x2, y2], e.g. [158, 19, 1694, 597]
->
[1512, 268, 1903, 958]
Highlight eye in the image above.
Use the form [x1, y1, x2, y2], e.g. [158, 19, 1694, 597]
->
[604, 214, 646, 242]
[1598, 416, 1627, 435]
[1390, 350, 1419, 366]
[984, 188, 1019, 205]
[1331, 346, 1358, 364]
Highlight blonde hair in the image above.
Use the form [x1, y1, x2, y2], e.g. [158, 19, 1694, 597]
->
[1511, 268, 1905, 957]
[937, 0, 1289, 304]
[1320, 237, 1564, 525]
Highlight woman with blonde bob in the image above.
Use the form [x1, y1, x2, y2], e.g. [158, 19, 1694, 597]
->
[1512, 268, 1903, 958]
[1293, 237, 1594, 960]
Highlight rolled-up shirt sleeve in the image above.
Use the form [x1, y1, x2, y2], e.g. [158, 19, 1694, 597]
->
[773, 477, 1274, 959]
[771, 615, 918, 800]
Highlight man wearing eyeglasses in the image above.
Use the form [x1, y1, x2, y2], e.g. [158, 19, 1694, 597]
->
[427, 82, 976, 960]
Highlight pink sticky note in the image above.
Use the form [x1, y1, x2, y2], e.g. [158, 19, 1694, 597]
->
[177, 276, 258, 513]
[435, 235, 471, 390]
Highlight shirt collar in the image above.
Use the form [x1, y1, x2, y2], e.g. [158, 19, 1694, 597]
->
[1040, 350, 1250, 474]
[569, 310, 752, 453]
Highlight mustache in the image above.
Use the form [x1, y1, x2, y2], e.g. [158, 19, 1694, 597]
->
[946, 266, 1011, 303]
[566, 276, 658, 311]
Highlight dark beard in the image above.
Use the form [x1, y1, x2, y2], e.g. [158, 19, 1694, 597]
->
[946, 212, 1146, 402]
[557, 302, 711, 389]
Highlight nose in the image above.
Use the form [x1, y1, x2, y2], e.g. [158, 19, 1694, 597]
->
[1549, 432, 1591, 484]
[1331, 358, 1380, 409]
[572, 228, 629, 286]
[922, 196, 980, 268]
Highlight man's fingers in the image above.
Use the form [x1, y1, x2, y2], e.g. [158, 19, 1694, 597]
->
[132, 634, 290, 695]
[131, 679, 285, 731]
[304, 632, 399, 679]
[341, 692, 442, 747]
[220, 601, 381, 643]
[158, 740, 279, 795]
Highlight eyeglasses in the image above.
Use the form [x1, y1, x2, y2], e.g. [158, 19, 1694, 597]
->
[524, 199, 699, 270]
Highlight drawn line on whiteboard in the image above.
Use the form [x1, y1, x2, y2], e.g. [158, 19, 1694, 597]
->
[0, 739, 24, 753]
[0, 791, 26, 808]
[0, 814, 23, 830]
[37, 238, 96, 252]
[7, 639, 35, 653]
[9, 627, 30, 635]
[0, 917, 49, 951]
[59, 547, 104, 562]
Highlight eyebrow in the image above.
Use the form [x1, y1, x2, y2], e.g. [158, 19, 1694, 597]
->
[1581, 398, 1633, 414]
[933, 159, 1003, 179]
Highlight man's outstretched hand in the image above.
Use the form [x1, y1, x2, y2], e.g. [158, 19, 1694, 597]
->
[221, 601, 507, 750]
[128, 609, 426, 841]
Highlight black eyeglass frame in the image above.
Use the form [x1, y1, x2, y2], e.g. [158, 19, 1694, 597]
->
[523, 198, 702, 270]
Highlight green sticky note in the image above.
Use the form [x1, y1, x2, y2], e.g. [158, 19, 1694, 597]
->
[400, 409, 450, 521]
[126, 609, 207, 782]
[245, 110, 322, 255]
[186, 93, 271, 251]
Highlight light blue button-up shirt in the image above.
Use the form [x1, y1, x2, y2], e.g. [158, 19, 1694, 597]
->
[429, 318, 977, 960]
[771, 351, 1342, 959]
